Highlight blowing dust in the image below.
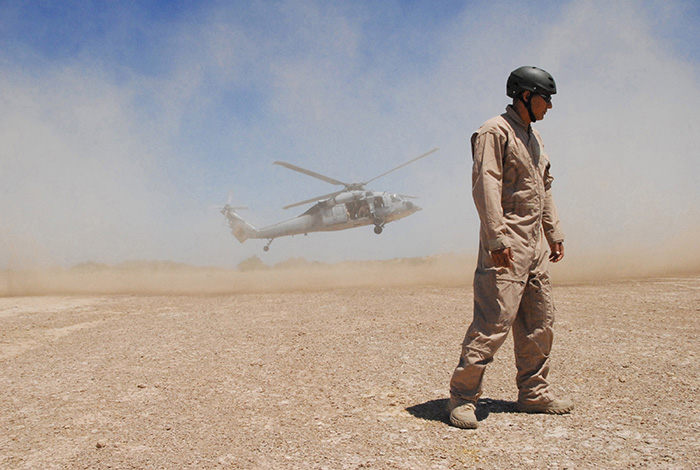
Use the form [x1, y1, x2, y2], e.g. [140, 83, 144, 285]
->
[1, 234, 699, 297]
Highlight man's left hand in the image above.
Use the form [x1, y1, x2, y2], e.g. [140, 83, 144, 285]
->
[549, 242, 564, 263]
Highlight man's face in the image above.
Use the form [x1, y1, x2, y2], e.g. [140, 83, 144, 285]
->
[530, 92, 552, 120]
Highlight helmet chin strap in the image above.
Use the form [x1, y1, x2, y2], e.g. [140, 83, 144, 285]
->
[519, 93, 538, 123]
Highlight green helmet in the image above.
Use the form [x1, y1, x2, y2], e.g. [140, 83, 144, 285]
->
[506, 66, 557, 99]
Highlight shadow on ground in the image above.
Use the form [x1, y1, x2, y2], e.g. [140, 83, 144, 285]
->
[405, 398, 518, 424]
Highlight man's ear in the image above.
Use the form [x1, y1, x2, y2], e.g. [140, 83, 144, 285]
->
[521, 90, 532, 102]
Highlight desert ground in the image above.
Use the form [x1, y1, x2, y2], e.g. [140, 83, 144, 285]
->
[0, 258, 698, 469]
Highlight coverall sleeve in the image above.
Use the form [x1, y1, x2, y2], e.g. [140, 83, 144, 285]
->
[541, 161, 565, 245]
[471, 130, 509, 251]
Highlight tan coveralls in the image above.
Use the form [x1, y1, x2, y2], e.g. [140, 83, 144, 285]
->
[450, 105, 565, 406]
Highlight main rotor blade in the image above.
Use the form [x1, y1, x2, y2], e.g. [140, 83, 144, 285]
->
[274, 161, 349, 187]
[363, 148, 438, 185]
[282, 190, 344, 210]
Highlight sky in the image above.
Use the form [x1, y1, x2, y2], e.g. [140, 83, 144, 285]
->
[0, 0, 698, 269]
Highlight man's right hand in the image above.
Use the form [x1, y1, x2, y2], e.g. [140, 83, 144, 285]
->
[491, 247, 514, 268]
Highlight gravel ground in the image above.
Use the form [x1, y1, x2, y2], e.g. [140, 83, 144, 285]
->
[1, 273, 698, 469]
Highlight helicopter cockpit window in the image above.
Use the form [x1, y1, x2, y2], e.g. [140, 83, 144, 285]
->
[391, 194, 401, 202]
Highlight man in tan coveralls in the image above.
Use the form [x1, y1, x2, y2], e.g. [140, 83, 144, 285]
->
[448, 66, 573, 429]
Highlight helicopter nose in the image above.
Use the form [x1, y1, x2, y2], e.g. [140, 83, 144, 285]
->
[406, 201, 421, 211]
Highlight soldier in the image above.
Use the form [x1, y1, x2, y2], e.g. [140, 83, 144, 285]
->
[448, 66, 573, 429]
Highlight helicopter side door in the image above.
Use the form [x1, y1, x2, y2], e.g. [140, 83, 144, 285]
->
[321, 203, 349, 225]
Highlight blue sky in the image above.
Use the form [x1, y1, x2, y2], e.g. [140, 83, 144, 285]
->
[1, 0, 699, 268]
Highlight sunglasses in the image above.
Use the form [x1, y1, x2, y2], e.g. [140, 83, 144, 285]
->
[536, 93, 552, 104]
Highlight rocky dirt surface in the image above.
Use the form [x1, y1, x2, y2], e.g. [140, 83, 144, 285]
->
[1, 272, 699, 469]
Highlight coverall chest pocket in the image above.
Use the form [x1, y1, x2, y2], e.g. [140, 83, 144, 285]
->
[502, 137, 536, 197]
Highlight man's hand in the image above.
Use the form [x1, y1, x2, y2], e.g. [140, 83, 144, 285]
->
[491, 247, 514, 267]
[549, 241, 564, 263]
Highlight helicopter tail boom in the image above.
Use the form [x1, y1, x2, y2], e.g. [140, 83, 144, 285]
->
[221, 205, 257, 243]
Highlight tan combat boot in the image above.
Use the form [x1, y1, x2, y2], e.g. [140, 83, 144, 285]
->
[516, 397, 574, 414]
[447, 397, 478, 429]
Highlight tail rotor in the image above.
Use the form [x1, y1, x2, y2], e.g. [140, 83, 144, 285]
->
[217, 193, 257, 243]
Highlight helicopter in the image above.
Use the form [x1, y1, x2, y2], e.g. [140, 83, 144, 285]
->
[221, 148, 438, 251]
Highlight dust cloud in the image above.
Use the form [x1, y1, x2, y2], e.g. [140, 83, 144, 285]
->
[0, 257, 470, 297]
[2, 232, 698, 297]
[1, 2, 698, 272]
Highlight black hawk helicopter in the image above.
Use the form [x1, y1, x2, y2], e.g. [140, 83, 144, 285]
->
[221, 148, 438, 251]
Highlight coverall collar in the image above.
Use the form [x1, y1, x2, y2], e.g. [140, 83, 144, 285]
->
[505, 105, 531, 132]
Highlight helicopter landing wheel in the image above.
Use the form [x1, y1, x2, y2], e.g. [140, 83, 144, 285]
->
[374, 225, 383, 234]
[263, 239, 273, 251]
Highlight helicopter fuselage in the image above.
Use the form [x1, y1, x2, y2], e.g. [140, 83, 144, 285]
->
[222, 190, 421, 250]
[254, 190, 419, 238]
